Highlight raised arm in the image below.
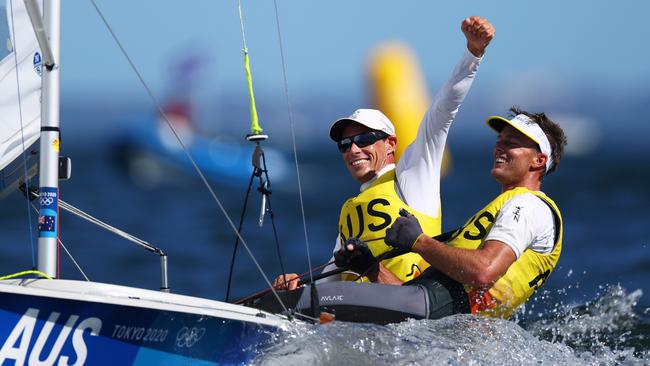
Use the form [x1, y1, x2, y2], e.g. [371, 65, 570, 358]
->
[396, 17, 495, 217]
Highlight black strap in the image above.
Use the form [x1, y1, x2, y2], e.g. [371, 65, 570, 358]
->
[224, 170, 257, 302]
[298, 267, 346, 286]
[433, 226, 462, 243]
[394, 177, 409, 205]
[535, 196, 561, 247]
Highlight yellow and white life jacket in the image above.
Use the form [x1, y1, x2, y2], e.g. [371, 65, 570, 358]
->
[446, 187, 563, 318]
[338, 170, 441, 282]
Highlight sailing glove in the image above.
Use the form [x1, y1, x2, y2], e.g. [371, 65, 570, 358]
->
[385, 208, 425, 252]
[334, 237, 378, 276]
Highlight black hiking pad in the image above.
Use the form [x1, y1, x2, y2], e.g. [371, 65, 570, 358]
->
[245, 281, 430, 325]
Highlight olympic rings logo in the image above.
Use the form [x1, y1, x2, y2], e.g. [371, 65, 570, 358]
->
[40, 197, 54, 206]
[175, 326, 205, 348]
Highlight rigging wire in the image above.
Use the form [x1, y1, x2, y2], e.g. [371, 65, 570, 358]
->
[57, 198, 161, 254]
[8, 0, 36, 268]
[271, 0, 317, 291]
[224, 149, 289, 303]
[259, 152, 289, 291]
[58, 238, 89, 281]
[87, 0, 290, 315]
[29, 202, 90, 281]
[233, 0, 292, 315]
[269, 0, 323, 320]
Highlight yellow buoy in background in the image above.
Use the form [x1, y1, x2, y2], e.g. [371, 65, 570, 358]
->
[367, 42, 451, 175]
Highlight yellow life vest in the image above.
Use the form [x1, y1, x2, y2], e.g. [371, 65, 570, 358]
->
[447, 187, 563, 318]
[338, 170, 441, 282]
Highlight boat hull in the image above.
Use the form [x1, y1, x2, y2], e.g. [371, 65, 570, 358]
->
[0, 280, 287, 365]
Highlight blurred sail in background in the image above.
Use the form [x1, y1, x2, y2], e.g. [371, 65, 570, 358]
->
[367, 42, 451, 174]
[113, 49, 290, 188]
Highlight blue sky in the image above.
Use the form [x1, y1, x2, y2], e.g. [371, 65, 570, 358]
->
[54, 0, 650, 155]
[61, 0, 650, 97]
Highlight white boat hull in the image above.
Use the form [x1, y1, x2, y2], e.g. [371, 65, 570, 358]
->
[0, 279, 290, 365]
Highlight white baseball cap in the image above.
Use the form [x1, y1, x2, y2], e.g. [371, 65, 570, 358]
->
[487, 114, 553, 172]
[329, 109, 395, 141]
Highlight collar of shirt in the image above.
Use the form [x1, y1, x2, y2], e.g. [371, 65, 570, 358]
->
[360, 164, 395, 192]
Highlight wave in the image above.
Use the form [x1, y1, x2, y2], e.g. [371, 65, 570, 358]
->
[524, 284, 649, 365]
[253, 284, 649, 365]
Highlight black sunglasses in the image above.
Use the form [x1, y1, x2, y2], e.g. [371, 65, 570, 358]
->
[337, 131, 389, 153]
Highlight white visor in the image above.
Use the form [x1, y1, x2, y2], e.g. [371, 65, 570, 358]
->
[487, 114, 553, 172]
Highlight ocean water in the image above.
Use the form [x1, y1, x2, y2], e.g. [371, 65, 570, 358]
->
[255, 286, 649, 365]
[1, 102, 649, 364]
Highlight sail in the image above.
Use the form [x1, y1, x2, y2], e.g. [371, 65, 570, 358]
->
[0, 0, 41, 195]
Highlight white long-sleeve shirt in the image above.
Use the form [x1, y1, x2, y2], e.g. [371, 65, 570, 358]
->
[396, 50, 482, 217]
[322, 50, 483, 278]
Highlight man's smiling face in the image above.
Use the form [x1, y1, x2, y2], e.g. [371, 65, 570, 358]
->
[340, 122, 396, 184]
[491, 125, 545, 188]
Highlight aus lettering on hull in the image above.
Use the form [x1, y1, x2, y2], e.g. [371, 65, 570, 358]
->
[0, 308, 101, 366]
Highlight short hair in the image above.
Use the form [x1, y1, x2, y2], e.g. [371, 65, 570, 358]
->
[509, 106, 567, 176]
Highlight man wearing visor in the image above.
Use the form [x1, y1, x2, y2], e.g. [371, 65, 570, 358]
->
[381, 107, 567, 318]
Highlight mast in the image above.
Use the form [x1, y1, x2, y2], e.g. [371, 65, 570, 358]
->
[36, 0, 61, 277]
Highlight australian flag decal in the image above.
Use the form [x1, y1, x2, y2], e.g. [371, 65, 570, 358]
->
[38, 215, 56, 232]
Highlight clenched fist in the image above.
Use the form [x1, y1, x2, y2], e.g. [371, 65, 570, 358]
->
[461, 16, 495, 57]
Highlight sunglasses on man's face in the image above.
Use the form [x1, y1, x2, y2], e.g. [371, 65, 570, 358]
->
[337, 131, 389, 153]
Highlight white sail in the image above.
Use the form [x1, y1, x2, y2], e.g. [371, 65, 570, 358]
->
[0, 0, 41, 172]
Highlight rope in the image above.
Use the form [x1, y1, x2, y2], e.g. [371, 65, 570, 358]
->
[351, 247, 402, 282]
[347, 229, 462, 282]
[8, 0, 37, 268]
[225, 143, 289, 309]
[227, 0, 291, 316]
[243, 52, 262, 135]
[0, 270, 52, 281]
[237, 0, 262, 135]
[259, 149, 289, 291]
[225, 170, 257, 302]
[272, 0, 316, 299]
[87, 0, 288, 313]
[234, 260, 336, 305]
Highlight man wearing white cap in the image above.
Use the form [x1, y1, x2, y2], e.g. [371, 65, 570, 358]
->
[383, 107, 568, 319]
[323, 17, 495, 285]
[274, 16, 495, 289]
